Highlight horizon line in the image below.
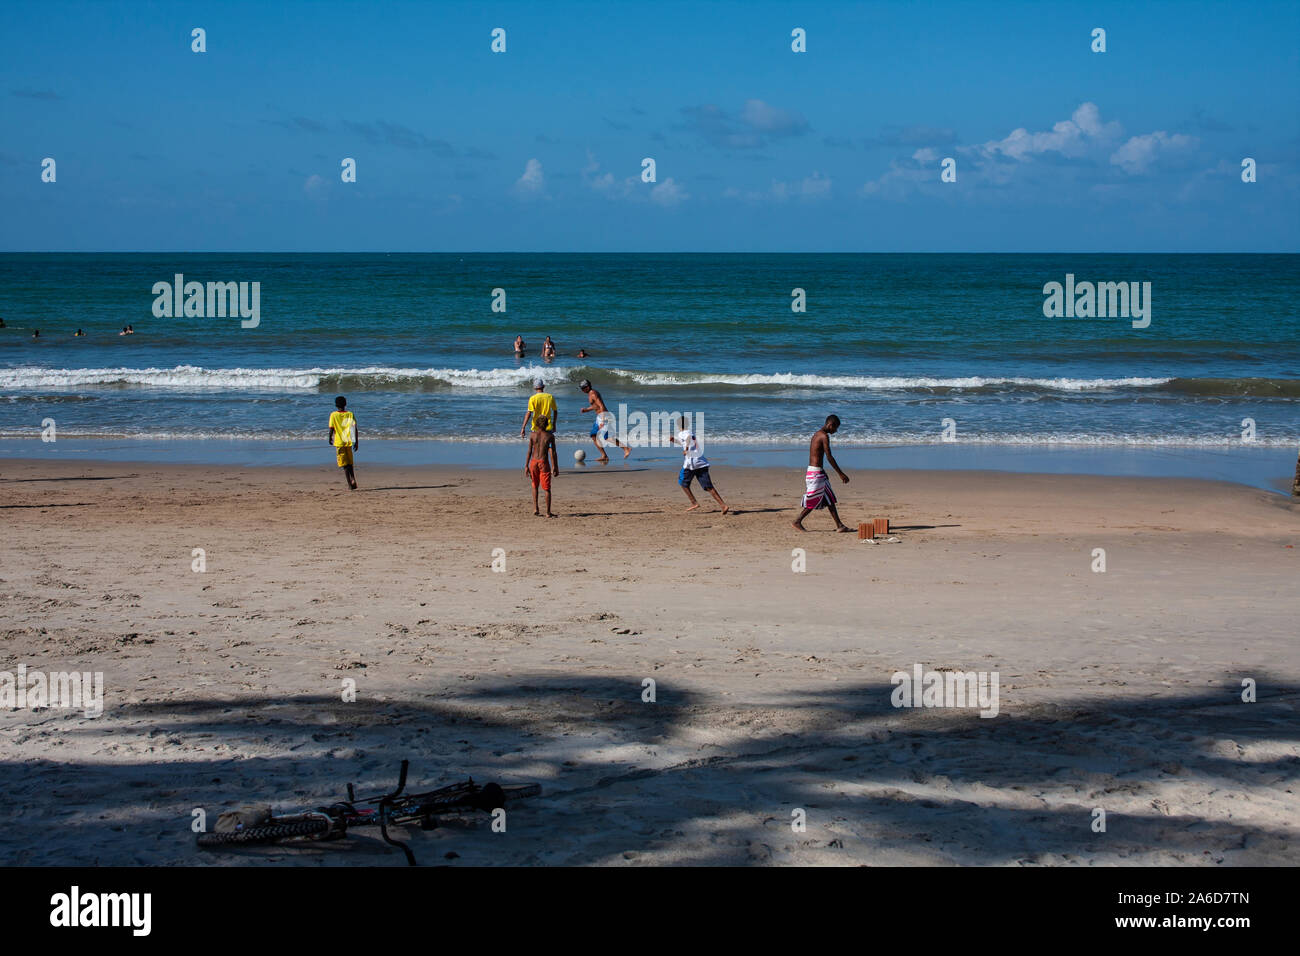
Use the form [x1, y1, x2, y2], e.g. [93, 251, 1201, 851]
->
[1, 250, 1297, 256]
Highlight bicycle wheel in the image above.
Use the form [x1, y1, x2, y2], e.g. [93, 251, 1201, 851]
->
[197, 814, 334, 848]
[472, 782, 543, 811]
[500, 783, 542, 801]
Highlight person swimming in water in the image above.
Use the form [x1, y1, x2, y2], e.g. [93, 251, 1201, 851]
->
[75, 329, 85, 336]
[542, 336, 557, 360]
[576, 348, 589, 358]
[514, 335, 526, 355]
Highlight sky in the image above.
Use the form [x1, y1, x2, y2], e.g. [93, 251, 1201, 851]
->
[2, 0, 1298, 252]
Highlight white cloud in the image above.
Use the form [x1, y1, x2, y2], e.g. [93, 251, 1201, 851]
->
[650, 177, 688, 206]
[583, 153, 685, 205]
[513, 158, 546, 196]
[739, 99, 809, 135]
[1110, 131, 1198, 174]
[861, 157, 936, 199]
[681, 99, 810, 149]
[860, 102, 1208, 199]
[724, 172, 831, 203]
[583, 152, 631, 196]
[796, 171, 831, 198]
[976, 102, 1122, 161]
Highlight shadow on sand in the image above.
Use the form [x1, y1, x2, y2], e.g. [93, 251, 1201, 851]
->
[4, 677, 1295, 866]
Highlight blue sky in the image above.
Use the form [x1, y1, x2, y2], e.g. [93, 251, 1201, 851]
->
[2, 0, 1297, 251]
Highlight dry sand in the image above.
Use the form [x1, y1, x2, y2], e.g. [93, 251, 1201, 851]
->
[1, 457, 1297, 866]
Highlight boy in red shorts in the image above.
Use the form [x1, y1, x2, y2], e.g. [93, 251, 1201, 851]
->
[525, 414, 559, 517]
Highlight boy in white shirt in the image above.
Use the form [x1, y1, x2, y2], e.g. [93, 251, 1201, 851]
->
[669, 415, 728, 513]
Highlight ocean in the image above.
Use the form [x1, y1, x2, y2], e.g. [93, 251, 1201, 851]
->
[2, 253, 1297, 487]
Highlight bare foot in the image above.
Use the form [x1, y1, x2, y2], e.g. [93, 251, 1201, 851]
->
[547, 512, 555, 518]
[685, 503, 700, 512]
[534, 510, 541, 516]
[835, 524, 853, 533]
[792, 520, 806, 532]
[622, 446, 631, 458]
[597, 456, 609, 463]
[721, 504, 730, 514]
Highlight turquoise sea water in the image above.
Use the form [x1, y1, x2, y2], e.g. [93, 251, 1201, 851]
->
[1, 254, 1296, 484]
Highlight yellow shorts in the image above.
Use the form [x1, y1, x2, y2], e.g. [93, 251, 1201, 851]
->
[336, 445, 354, 467]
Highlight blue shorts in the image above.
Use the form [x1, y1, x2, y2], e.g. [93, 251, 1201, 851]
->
[679, 466, 713, 491]
[589, 419, 601, 437]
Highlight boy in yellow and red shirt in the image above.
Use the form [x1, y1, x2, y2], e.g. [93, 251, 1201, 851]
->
[328, 395, 359, 490]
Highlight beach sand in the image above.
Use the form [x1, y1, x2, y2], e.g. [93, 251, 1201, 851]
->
[1, 457, 1297, 866]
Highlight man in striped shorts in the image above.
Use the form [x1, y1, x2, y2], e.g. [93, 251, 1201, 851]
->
[792, 414, 852, 533]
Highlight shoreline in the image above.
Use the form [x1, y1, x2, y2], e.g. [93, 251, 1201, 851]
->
[3, 438, 1296, 494]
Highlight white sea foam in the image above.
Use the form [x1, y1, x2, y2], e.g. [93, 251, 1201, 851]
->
[0, 365, 1175, 392]
[0, 365, 324, 389]
[0, 364, 571, 390]
[619, 371, 1173, 390]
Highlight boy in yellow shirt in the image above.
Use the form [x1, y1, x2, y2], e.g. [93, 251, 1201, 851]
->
[328, 395, 359, 490]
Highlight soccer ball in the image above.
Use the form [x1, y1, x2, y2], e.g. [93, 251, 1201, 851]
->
[574, 449, 586, 462]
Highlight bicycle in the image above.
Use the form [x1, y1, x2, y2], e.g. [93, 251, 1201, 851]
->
[196, 759, 541, 865]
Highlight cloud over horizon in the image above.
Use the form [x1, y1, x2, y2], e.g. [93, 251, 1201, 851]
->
[679, 98, 810, 149]
[860, 103, 1216, 198]
[514, 157, 547, 198]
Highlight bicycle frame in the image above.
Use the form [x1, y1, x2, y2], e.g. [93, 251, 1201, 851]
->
[197, 759, 536, 866]
[376, 759, 416, 865]
[325, 760, 491, 865]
